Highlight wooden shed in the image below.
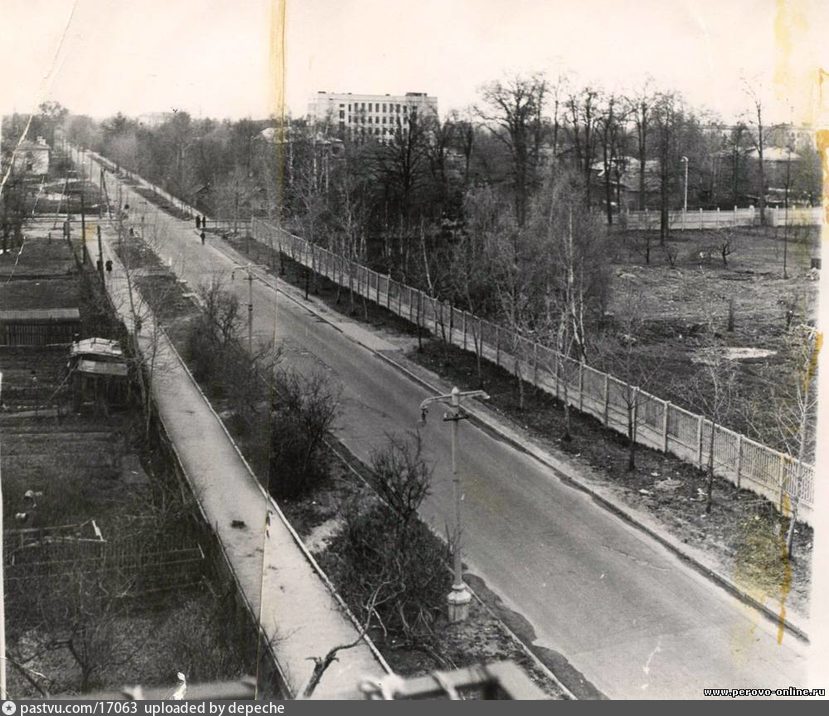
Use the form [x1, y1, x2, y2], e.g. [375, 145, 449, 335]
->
[0, 308, 81, 346]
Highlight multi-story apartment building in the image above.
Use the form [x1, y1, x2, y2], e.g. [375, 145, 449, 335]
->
[307, 91, 438, 141]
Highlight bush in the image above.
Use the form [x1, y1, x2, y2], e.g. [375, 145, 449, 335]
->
[323, 432, 448, 645]
[268, 370, 339, 500]
[333, 501, 449, 644]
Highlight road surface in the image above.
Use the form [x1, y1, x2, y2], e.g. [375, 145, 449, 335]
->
[98, 169, 810, 699]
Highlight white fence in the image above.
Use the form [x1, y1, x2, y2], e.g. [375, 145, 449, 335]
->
[622, 206, 823, 231]
[251, 217, 815, 525]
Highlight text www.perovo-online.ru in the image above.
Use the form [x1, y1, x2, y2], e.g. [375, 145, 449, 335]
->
[703, 687, 825, 698]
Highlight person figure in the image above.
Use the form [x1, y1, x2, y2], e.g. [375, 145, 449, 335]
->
[200, 230, 206, 245]
[196, 216, 201, 230]
[105, 259, 113, 274]
[201, 215, 207, 230]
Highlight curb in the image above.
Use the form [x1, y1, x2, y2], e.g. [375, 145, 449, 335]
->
[231, 244, 811, 645]
[370, 350, 811, 645]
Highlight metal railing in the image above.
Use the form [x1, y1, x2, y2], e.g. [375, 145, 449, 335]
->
[251, 217, 814, 524]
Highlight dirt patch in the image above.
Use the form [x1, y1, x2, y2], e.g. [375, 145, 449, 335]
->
[602, 226, 819, 449]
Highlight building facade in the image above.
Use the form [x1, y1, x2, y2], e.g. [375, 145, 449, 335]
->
[307, 91, 438, 141]
[12, 137, 50, 176]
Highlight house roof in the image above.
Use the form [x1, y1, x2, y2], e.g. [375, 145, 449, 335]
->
[76, 359, 129, 377]
[16, 140, 50, 152]
[0, 308, 80, 322]
[71, 337, 123, 360]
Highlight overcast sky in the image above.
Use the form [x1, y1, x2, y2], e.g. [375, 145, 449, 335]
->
[0, 0, 826, 124]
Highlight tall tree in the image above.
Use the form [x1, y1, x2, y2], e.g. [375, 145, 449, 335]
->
[476, 73, 548, 226]
[743, 82, 768, 225]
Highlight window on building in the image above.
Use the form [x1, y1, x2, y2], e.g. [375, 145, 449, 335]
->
[383, 103, 386, 112]
[375, 103, 380, 111]
[339, 110, 344, 119]
[396, 104, 400, 112]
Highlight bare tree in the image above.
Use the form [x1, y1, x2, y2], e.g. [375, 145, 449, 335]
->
[566, 85, 600, 208]
[476, 73, 548, 226]
[627, 79, 655, 211]
[743, 80, 768, 225]
[595, 283, 660, 470]
[685, 327, 739, 514]
[774, 326, 818, 558]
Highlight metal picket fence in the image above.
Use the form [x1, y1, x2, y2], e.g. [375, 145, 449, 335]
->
[251, 218, 815, 524]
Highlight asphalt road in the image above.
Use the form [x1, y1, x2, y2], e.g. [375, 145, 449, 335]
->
[106, 176, 809, 699]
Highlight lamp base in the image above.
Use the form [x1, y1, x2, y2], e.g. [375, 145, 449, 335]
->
[447, 583, 472, 623]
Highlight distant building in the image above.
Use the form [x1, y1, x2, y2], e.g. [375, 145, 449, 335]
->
[136, 112, 174, 128]
[307, 91, 438, 142]
[12, 137, 50, 176]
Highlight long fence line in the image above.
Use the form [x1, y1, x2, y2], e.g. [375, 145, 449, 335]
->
[251, 217, 814, 525]
[622, 206, 823, 231]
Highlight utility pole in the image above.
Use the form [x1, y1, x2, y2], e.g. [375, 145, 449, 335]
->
[97, 225, 104, 282]
[233, 264, 255, 353]
[419, 386, 489, 623]
[681, 155, 689, 230]
[80, 183, 87, 263]
[0, 372, 6, 699]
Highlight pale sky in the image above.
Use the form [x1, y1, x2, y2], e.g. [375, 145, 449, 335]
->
[0, 0, 826, 123]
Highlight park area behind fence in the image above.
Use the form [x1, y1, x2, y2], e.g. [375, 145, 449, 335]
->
[251, 217, 815, 526]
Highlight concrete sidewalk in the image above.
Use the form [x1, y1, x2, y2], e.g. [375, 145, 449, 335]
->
[85, 225, 388, 699]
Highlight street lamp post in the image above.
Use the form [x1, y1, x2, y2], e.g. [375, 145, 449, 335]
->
[681, 156, 689, 231]
[419, 386, 489, 623]
[232, 264, 255, 354]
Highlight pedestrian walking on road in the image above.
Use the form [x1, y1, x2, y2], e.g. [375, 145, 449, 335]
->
[201, 215, 207, 230]
[200, 230, 206, 245]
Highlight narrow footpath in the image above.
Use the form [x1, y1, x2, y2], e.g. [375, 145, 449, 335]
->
[84, 223, 388, 699]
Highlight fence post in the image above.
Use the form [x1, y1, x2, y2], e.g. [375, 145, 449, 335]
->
[778, 454, 787, 508]
[463, 312, 468, 350]
[375, 271, 380, 304]
[495, 325, 500, 366]
[699, 207, 703, 230]
[662, 401, 670, 452]
[387, 276, 391, 309]
[554, 356, 560, 398]
[736, 434, 743, 488]
[533, 342, 539, 387]
[697, 416, 704, 469]
[716, 207, 720, 228]
[448, 305, 454, 344]
[409, 287, 414, 322]
[578, 362, 584, 411]
[398, 281, 402, 316]
[603, 373, 610, 425]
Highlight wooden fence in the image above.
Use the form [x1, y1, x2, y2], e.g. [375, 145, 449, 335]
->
[621, 206, 823, 231]
[251, 217, 815, 525]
